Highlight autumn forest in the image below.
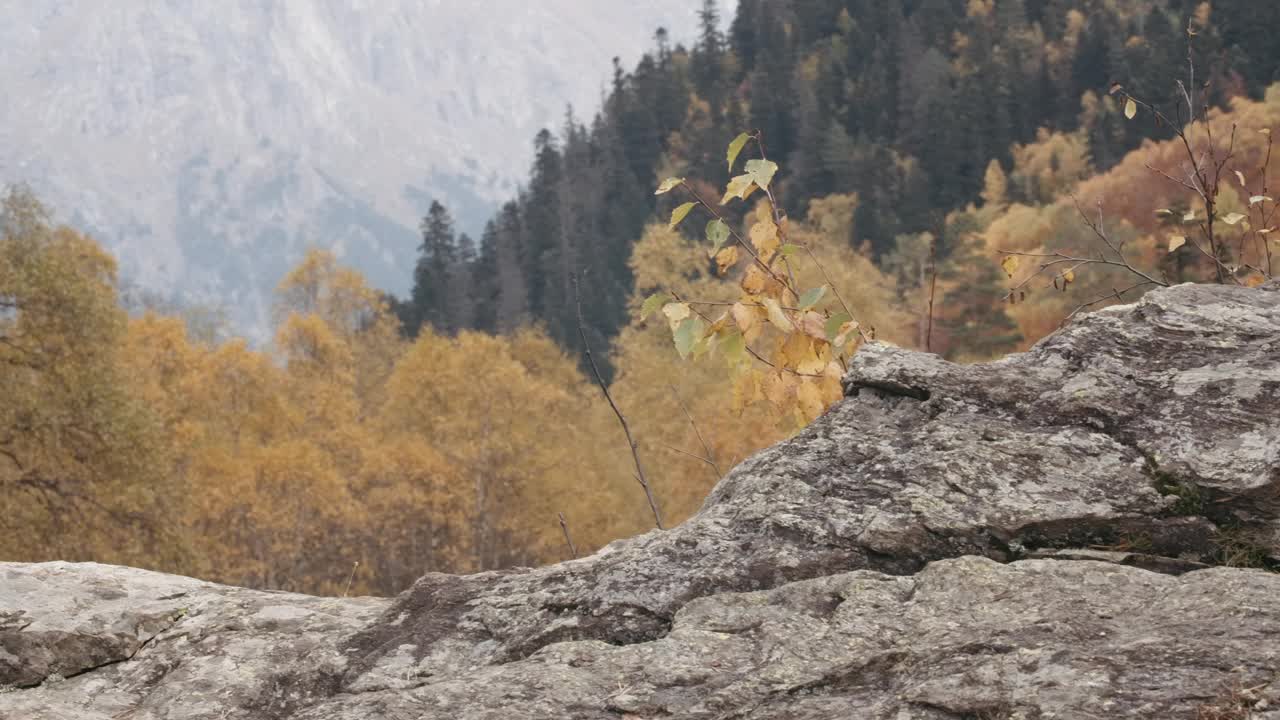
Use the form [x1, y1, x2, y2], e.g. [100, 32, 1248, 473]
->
[3, 0, 1278, 595]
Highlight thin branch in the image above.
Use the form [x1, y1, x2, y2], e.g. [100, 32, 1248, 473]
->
[342, 561, 359, 598]
[678, 298, 806, 312]
[659, 443, 721, 471]
[1145, 162, 1201, 194]
[678, 181, 790, 290]
[753, 132, 861, 329]
[670, 290, 823, 378]
[557, 512, 578, 559]
[1064, 281, 1160, 322]
[999, 250, 1168, 301]
[668, 383, 720, 479]
[1071, 195, 1127, 263]
[574, 274, 663, 530]
[925, 233, 938, 353]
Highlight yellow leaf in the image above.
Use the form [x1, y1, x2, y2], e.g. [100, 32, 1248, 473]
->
[1235, 170, 1248, 187]
[1124, 97, 1137, 119]
[1000, 255, 1019, 277]
[762, 298, 793, 333]
[763, 371, 797, 409]
[747, 206, 778, 262]
[714, 245, 740, 275]
[1062, 269, 1075, 284]
[797, 380, 826, 422]
[741, 265, 769, 295]
[669, 202, 696, 230]
[796, 350, 827, 376]
[779, 332, 812, 370]
[1169, 235, 1187, 252]
[799, 311, 827, 341]
[708, 311, 731, 335]
[726, 132, 750, 173]
[822, 360, 843, 381]
[1222, 212, 1247, 226]
[721, 174, 755, 204]
[662, 302, 691, 331]
[1245, 274, 1267, 288]
[655, 177, 684, 195]
[731, 301, 759, 337]
[819, 373, 844, 406]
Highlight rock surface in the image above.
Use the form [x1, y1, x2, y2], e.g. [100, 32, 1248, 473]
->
[2, 281, 1278, 719]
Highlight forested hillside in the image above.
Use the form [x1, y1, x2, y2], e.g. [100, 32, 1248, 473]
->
[3, 0, 1278, 596]
[395, 0, 1279, 363]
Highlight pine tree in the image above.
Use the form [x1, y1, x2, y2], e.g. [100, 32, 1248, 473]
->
[471, 221, 500, 334]
[939, 234, 1022, 361]
[494, 201, 529, 332]
[406, 200, 458, 335]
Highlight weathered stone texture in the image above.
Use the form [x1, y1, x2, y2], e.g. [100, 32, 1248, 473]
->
[2, 282, 1277, 719]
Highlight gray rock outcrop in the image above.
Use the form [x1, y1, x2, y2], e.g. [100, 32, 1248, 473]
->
[2, 281, 1278, 719]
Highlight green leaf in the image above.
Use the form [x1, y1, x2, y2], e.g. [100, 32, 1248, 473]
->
[640, 292, 670, 320]
[1124, 97, 1137, 120]
[669, 202, 696, 229]
[1222, 212, 1247, 226]
[674, 317, 706, 359]
[720, 330, 746, 367]
[726, 132, 751, 173]
[825, 312, 852, 343]
[744, 159, 779, 190]
[778, 243, 802, 257]
[721, 174, 755, 204]
[706, 219, 731, 254]
[798, 285, 828, 310]
[655, 177, 684, 195]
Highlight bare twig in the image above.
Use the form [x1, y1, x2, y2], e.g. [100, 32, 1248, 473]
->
[574, 274, 663, 530]
[926, 233, 938, 353]
[659, 443, 721, 470]
[1064, 281, 1160, 322]
[999, 250, 1168, 301]
[668, 383, 720, 479]
[557, 512, 578, 559]
[342, 561, 359, 598]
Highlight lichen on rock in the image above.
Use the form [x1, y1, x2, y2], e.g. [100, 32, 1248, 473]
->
[2, 282, 1278, 719]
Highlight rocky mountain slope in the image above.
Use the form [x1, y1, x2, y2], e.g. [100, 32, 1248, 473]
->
[2, 281, 1278, 718]
[0, 0, 707, 338]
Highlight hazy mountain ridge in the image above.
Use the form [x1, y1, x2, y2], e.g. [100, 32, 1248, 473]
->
[0, 0, 710, 338]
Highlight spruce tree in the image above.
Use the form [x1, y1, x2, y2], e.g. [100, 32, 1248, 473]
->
[406, 200, 458, 335]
